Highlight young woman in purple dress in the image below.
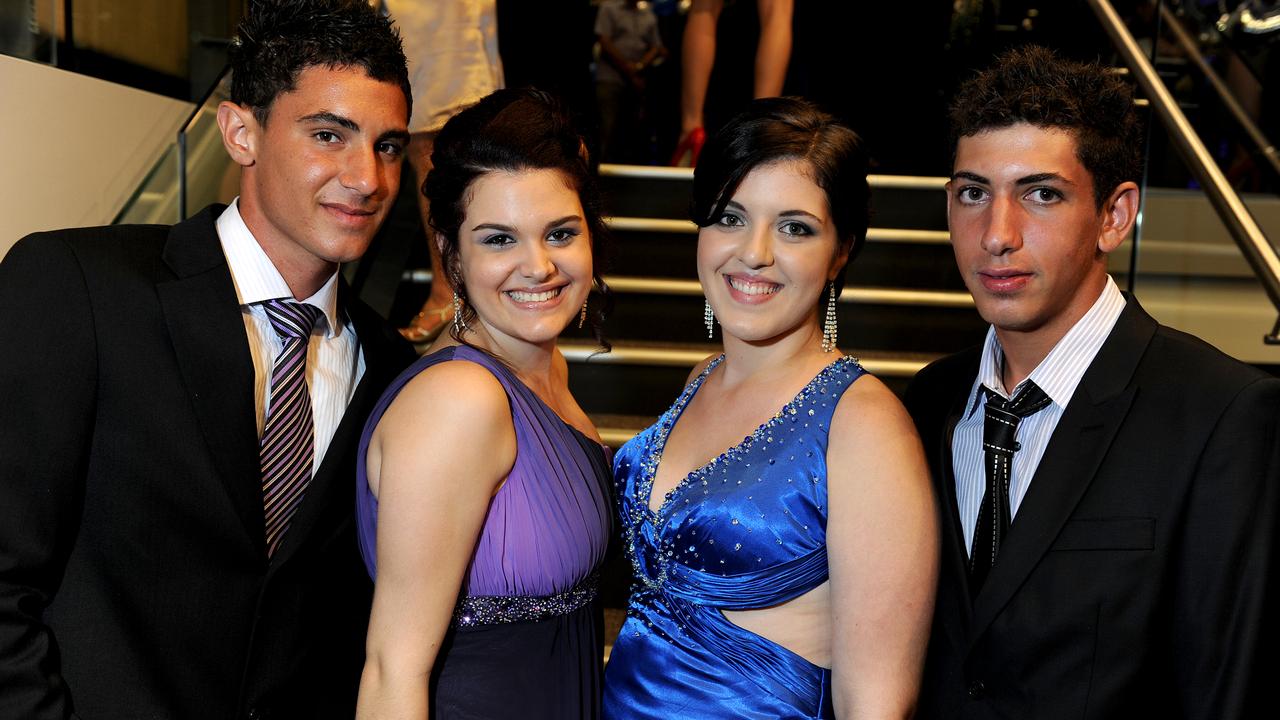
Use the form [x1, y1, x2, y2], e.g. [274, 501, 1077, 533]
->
[354, 89, 613, 719]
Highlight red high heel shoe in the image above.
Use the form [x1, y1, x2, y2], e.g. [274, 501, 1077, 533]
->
[670, 127, 706, 167]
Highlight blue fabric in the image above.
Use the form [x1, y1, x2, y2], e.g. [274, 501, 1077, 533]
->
[604, 356, 866, 719]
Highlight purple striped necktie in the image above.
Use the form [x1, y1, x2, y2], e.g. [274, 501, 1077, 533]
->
[260, 299, 324, 557]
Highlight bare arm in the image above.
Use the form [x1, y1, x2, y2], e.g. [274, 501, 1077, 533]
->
[827, 376, 938, 718]
[355, 361, 516, 719]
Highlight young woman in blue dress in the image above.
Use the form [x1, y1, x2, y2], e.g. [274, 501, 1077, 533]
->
[605, 97, 938, 718]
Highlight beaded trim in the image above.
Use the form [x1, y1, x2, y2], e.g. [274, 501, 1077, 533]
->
[452, 571, 599, 628]
[621, 355, 859, 591]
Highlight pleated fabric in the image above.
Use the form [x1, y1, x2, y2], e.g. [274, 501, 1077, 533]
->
[605, 356, 865, 719]
[356, 344, 611, 719]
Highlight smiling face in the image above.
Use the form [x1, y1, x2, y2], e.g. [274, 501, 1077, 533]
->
[221, 64, 410, 298]
[948, 123, 1135, 350]
[455, 168, 594, 351]
[698, 159, 848, 349]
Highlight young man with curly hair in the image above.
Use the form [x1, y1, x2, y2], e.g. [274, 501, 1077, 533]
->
[906, 45, 1280, 719]
[0, 2, 417, 717]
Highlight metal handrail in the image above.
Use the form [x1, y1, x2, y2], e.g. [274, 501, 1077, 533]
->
[598, 163, 949, 191]
[1159, 4, 1280, 182]
[1086, 0, 1280, 343]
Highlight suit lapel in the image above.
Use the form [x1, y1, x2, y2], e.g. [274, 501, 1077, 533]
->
[935, 356, 979, 639]
[269, 288, 410, 568]
[156, 206, 265, 553]
[968, 299, 1157, 641]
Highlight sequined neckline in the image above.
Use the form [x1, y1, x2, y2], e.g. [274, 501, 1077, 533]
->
[639, 354, 858, 523]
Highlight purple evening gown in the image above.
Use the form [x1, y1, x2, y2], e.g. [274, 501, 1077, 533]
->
[357, 345, 611, 719]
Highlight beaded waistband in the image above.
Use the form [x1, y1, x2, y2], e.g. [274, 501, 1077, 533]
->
[452, 571, 599, 629]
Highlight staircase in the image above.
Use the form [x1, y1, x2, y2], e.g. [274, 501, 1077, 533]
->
[558, 164, 986, 447]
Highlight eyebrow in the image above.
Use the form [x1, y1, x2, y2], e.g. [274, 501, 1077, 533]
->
[470, 215, 584, 233]
[299, 111, 358, 131]
[950, 170, 1073, 186]
[725, 200, 825, 223]
[299, 112, 410, 145]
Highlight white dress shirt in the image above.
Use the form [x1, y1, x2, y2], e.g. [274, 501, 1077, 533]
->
[216, 199, 366, 476]
[951, 276, 1127, 556]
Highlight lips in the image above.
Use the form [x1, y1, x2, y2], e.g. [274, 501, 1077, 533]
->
[507, 287, 562, 303]
[978, 268, 1032, 293]
[321, 202, 377, 225]
[724, 274, 781, 304]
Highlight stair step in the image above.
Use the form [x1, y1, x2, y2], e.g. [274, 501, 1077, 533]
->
[564, 340, 943, 425]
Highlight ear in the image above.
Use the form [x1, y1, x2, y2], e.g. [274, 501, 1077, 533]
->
[216, 101, 259, 168]
[1097, 180, 1140, 255]
[828, 240, 852, 283]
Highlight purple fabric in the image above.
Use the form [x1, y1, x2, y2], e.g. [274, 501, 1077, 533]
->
[356, 345, 611, 597]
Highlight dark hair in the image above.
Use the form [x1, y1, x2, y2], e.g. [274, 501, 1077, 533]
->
[949, 45, 1142, 208]
[691, 97, 871, 294]
[229, 0, 411, 125]
[424, 88, 613, 349]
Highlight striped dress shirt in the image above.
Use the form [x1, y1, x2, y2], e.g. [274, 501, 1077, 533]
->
[216, 199, 366, 477]
[951, 276, 1126, 556]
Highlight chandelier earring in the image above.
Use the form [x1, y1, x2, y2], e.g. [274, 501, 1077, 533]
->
[452, 290, 469, 334]
[703, 299, 715, 339]
[578, 299, 589, 330]
[822, 282, 838, 353]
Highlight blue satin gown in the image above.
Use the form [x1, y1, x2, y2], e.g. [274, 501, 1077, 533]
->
[604, 355, 866, 719]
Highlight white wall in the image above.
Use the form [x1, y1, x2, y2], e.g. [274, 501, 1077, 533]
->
[0, 55, 192, 258]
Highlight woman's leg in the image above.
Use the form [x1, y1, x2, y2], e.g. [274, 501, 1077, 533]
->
[753, 0, 793, 98]
[680, 0, 723, 135]
[402, 130, 452, 342]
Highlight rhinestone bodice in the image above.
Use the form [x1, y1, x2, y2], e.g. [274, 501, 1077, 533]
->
[605, 355, 866, 718]
[614, 355, 864, 607]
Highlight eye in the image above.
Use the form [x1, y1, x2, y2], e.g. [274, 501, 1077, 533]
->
[314, 130, 340, 144]
[547, 227, 580, 245]
[377, 140, 404, 158]
[715, 213, 744, 228]
[1026, 187, 1062, 204]
[956, 186, 988, 205]
[779, 220, 813, 237]
[480, 233, 515, 247]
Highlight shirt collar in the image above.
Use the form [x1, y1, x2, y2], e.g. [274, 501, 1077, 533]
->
[964, 275, 1127, 417]
[215, 198, 343, 338]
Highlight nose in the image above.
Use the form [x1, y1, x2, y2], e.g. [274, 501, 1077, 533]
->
[981, 196, 1022, 256]
[520, 241, 555, 281]
[741, 225, 773, 268]
[339, 146, 381, 197]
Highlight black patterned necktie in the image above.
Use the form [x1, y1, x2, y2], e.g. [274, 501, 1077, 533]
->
[260, 299, 324, 558]
[969, 380, 1052, 595]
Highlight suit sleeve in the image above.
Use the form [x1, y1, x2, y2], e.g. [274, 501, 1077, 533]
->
[1175, 376, 1280, 720]
[0, 235, 99, 719]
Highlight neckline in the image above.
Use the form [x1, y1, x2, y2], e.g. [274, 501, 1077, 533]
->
[640, 354, 857, 519]
[447, 345, 607, 453]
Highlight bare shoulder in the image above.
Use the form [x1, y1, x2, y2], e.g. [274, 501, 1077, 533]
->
[684, 352, 723, 386]
[375, 359, 512, 446]
[834, 372, 918, 438]
[828, 372, 927, 480]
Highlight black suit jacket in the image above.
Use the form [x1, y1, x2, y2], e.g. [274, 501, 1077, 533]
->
[0, 206, 416, 720]
[905, 298, 1280, 720]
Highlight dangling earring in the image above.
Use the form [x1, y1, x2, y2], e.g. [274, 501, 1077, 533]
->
[822, 282, 838, 353]
[704, 299, 715, 339]
[578, 299, 588, 329]
[452, 290, 468, 334]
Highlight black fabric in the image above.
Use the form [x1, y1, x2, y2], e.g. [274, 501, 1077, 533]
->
[904, 297, 1280, 720]
[0, 206, 417, 719]
[969, 382, 1051, 596]
[430, 601, 603, 720]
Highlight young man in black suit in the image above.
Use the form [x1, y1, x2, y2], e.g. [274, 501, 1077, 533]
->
[0, 1, 417, 717]
[905, 45, 1280, 719]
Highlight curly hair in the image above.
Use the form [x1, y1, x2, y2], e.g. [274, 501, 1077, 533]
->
[691, 96, 871, 295]
[423, 88, 613, 349]
[949, 45, 1142, 208]
[229, 0, 410, 125]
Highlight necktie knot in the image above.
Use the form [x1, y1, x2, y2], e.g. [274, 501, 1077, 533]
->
[263, 299, 323, 342]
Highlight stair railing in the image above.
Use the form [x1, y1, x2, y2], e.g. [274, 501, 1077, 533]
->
[1087, 0, 1280, 344]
